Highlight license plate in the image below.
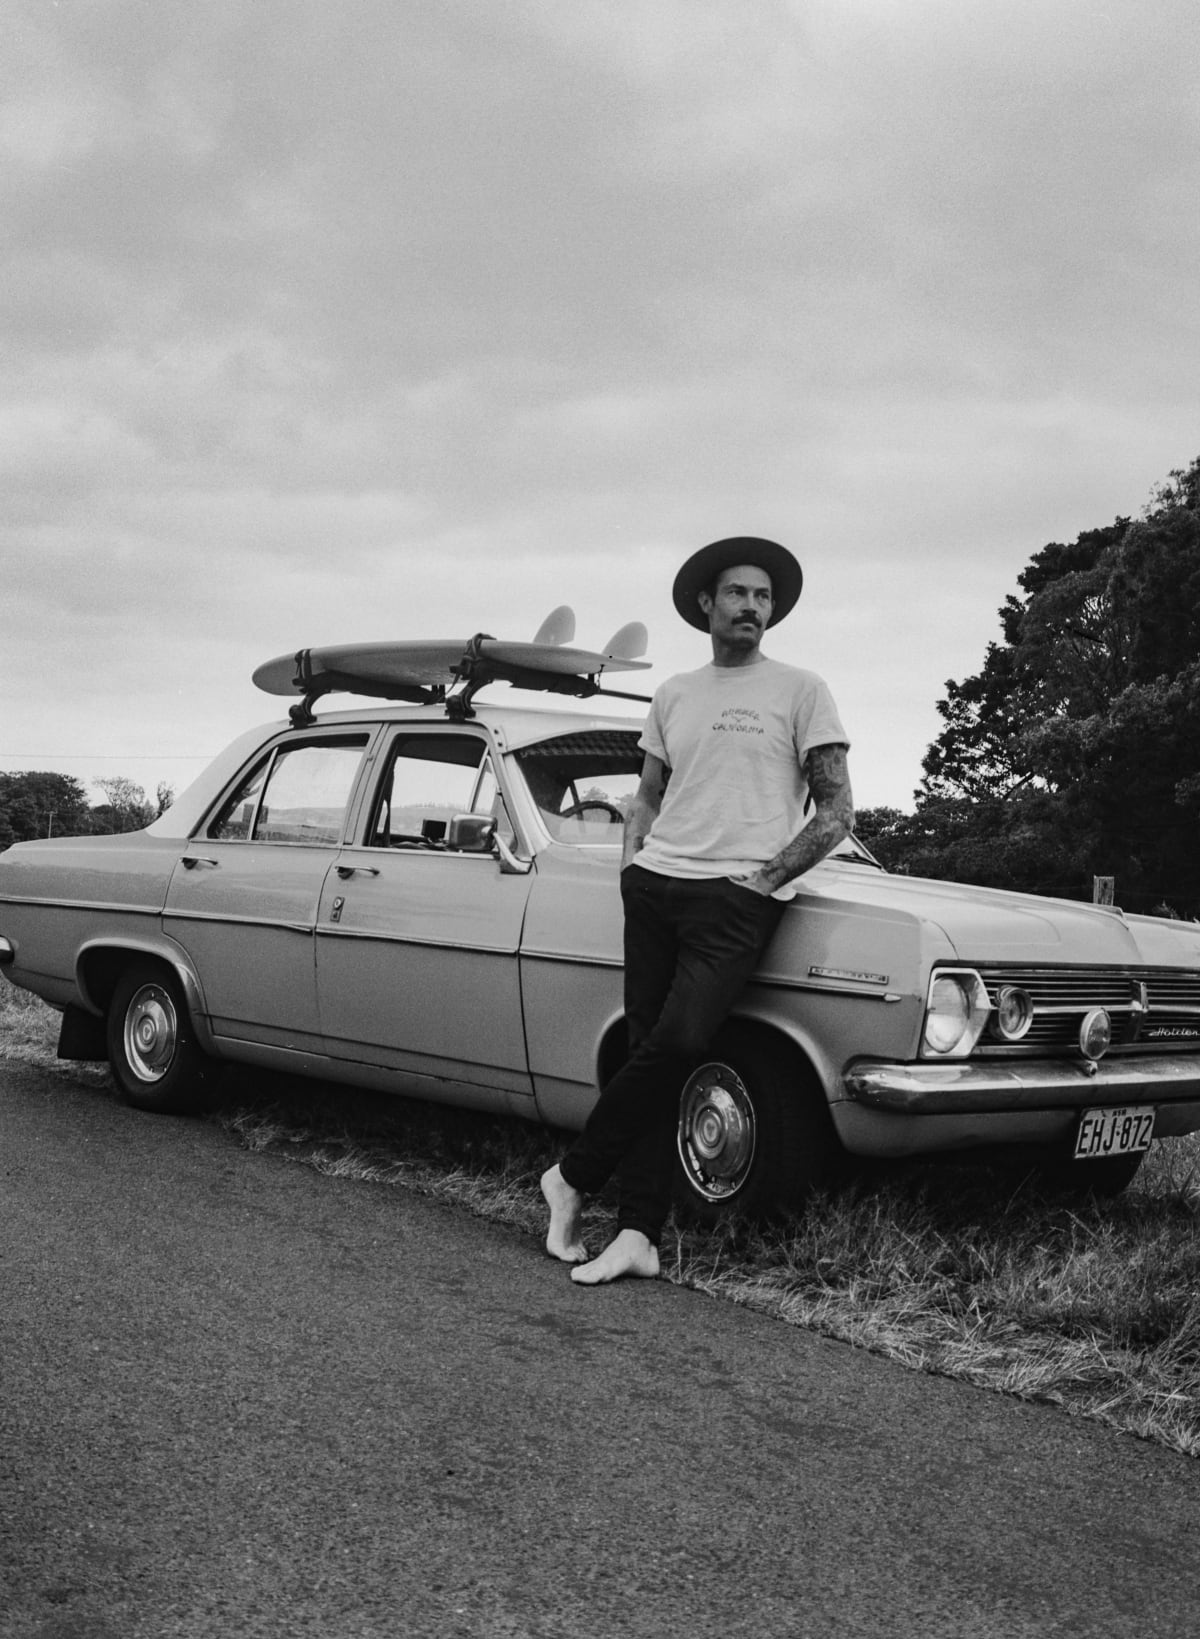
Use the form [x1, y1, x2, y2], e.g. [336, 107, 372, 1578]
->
[1074, 1106, 1155, 1160]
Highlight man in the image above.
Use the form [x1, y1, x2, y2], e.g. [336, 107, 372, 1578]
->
[541, 536, 852, 1285]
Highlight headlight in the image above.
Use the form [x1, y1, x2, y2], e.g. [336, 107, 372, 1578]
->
[921, 969, 990, 1058]
[990, 984, 1034, 1042]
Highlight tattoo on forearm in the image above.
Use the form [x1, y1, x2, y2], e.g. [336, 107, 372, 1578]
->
[758, 743, 853, 890]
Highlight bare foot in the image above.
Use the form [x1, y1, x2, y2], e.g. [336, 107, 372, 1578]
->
[570, 1228, 660, 1286]
[541, 1165, 587, 1264]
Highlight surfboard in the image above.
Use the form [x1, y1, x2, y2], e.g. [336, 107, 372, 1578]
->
[253, 640, 474, 697]
[251, 613, 651, 723]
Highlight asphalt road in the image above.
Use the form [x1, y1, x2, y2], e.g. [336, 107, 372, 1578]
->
[3, 1064, 1199, 1639]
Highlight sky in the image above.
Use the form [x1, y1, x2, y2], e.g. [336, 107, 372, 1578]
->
[3, 0, 1199, 818]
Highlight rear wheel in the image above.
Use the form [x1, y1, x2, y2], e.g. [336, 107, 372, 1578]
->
[673, 1024, 841, 1225]
[107, 962, 212, 1115]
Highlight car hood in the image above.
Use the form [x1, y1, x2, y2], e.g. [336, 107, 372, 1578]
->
[810, 861, 1200, 968]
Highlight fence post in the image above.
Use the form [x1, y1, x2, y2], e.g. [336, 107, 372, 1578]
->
[1093, 875, 1115, 905]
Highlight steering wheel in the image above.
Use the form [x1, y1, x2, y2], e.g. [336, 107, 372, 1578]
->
[558, 800, 624, 825]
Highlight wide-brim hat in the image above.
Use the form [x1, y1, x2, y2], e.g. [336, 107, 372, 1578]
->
[672, 536, 803, 631]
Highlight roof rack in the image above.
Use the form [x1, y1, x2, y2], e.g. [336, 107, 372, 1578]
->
[252, 615, 653, 729]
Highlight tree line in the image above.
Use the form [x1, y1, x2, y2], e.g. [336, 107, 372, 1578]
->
[855, 454, 1200, 918]
[0, 773, 174, 851]
[5, 456, 1198, 912]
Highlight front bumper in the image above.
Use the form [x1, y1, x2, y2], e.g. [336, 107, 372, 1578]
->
[843, 1052, 1200, 1115]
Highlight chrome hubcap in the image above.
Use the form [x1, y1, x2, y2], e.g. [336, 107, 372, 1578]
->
[123, 985, 177, 1082]
[677, 1061, 757, 1202]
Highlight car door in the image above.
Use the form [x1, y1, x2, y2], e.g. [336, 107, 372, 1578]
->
[315, 727, 535, 1108]
[164, 731, 373, 1053]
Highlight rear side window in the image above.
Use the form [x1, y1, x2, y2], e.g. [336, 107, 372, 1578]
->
[515, 729, 642, 843]
[208, 738, 369, 845]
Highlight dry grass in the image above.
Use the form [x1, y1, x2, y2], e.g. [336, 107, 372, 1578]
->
[671, 1157, 1200, 1456]
[6, 980, 1200, 1455]
[0, 982, 66, 1059]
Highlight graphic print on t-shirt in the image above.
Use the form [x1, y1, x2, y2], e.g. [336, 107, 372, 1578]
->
[713, 707, 765, 736]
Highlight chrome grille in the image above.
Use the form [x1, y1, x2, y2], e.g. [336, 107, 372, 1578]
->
[972, 965, 1200, 1053]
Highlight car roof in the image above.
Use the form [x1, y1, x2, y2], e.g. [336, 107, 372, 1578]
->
[296, 698, 648, 752]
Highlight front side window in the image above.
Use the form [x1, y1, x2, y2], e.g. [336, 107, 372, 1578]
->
[207, 738, 368, 845]
[368, 733, 513, 849]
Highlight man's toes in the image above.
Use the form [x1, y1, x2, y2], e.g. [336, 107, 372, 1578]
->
[546, 1239, 588, 1265]
[570, 1235, 660, 1285]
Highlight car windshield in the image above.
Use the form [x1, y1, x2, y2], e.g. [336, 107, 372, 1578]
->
[835, 837, 886, 869]
[514, 729, 643, 844]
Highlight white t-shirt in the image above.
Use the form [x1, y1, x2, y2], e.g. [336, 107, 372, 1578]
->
[634, 658, 848, 898]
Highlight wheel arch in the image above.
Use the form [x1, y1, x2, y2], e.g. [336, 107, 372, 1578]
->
[596, 1004, 837, 1121]
[595, 1012, 630, 1090]
[76, 938, 215, 1053]
[730, 999, 845, 1108]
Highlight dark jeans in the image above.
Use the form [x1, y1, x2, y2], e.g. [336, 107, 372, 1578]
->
[558, 864, 784, 1244]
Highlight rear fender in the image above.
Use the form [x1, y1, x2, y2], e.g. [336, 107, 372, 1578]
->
[75, 938, 218, 1056]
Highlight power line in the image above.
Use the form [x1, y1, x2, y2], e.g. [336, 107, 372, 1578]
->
[0, 752, 214, 761]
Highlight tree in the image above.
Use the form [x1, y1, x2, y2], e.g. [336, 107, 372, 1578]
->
[852, 806, 907, 859]
[0, 771, 93, 847]
[919, 519, 1131, 801]
[913, 455, 1200, 913]
[856, 794, 1089, 896]
[91, 777, 155, 834]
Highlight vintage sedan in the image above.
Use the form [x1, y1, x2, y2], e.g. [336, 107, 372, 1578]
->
[4, 666, 1200, 1217]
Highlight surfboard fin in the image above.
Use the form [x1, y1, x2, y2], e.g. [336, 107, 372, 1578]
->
[532, 606, 576, 646]
[601, 621, 648, 661]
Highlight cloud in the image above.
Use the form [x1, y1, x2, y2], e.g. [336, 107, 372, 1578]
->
[3, 0, 1199, 810]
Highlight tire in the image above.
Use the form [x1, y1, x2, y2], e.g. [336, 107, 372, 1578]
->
[107, 962, 213, 1115]
[673, 1023, 842, 1226]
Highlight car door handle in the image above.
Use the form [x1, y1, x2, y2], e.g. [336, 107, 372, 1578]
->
[336, 865, 380, 879]
[181, 856, 219, 869]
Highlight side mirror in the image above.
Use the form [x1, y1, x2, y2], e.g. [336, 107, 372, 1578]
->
[446, 812, 533, 875]
[447, 813, 496, 853]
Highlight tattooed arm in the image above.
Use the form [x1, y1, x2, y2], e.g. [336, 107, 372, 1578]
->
[622, 752, 670, 870]
[739, 743, 854, 895]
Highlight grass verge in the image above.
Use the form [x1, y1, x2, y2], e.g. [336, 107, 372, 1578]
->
[6, 983, 1200, 1457]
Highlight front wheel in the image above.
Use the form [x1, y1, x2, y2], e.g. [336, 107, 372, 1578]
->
[107, 962, 213, 1115]
[673, 1024, 842, 1226]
